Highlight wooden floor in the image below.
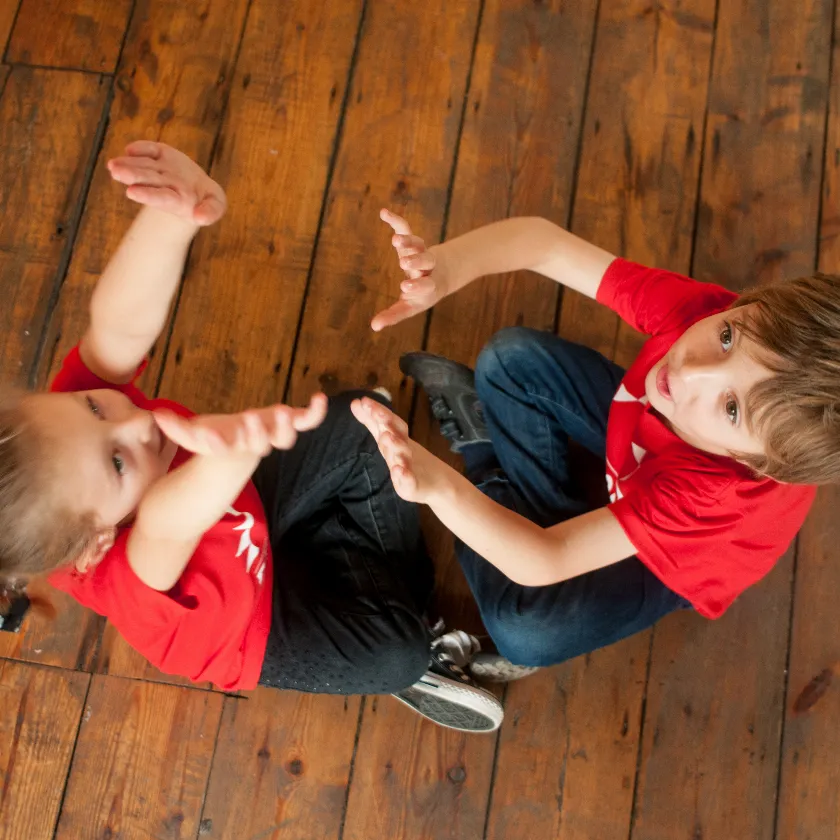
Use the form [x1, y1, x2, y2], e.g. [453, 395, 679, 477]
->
[0, 0, 838, 837]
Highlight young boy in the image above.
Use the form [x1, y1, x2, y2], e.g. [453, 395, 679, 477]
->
[0, 144, 503, 732]
[353, 209, 831, 678]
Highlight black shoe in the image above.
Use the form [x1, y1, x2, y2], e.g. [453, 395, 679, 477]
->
[399, 352, 491, 453]
[391, 630, 504, 732]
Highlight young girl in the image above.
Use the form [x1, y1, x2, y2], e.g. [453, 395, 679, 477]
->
[355, 209, 835, 681]
[0, 143, 503, 732]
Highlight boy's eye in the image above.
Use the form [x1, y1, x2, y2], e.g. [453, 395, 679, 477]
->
[112, 454, 125, 476]
[725, 396, 739, 425]
[86, 396, 102, 417]
[720, 322, 734, 351]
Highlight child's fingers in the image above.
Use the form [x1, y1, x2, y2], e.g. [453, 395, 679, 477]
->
[391, 233, 426, 256]
[363, 398, 409, 436]
[380, 208, 412, 236]
[124, 185, 182, 210]
[153, 410, 203, 452]
[391, 463, 419, 501]
[399, 251, 435, 275]
[123, 140, 164, 159]
[400, 275, 436, 295]
[109, 165, 171, 187]
[371, 299, 424, 331]
[291, 393, 328, 432]
[108, 156, 164, 175]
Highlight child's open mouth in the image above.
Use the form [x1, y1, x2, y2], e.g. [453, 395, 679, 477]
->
[656, 365, 672, 400]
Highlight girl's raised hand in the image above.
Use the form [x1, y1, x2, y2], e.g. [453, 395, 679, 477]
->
[371, 209, 449, 332]
[153, 394, 328, 458]
[107, 141, 227, 226]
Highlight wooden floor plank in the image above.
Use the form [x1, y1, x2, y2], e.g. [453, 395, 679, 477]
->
[414, 0, 599, 628]
[0, 0, 19, 56]
[284, 0, 481, 411]
[343, 695, 495, 840]
[200, 689, 362, 839]
[54, 675, 223, 840]
[0, 67, 107, 390]
[776, 490, 840, 839]
[0, 661, 89, 840]
[560, 0, 716, 365]
[477, 3, 714, 838]
[631, 2, 833, 839]
[154, 0, 364, 413]
[13, 0, 250, 679]
[775, 3, 840, 832]
[7, 0, 133, 72]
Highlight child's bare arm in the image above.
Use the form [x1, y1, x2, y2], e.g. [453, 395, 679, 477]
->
[372, 210, 616, 331]
[127, 395, 327, 591]
[81, 142, 226, 383]
[352, 397, 636, 585]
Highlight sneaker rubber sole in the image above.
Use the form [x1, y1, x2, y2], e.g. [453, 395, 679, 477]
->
[468, 652, 541, 683]
[392, 671, 504, 733]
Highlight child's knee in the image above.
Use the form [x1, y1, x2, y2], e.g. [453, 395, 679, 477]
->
[482, 604, 554, 667]
[476, 327, 543, 399]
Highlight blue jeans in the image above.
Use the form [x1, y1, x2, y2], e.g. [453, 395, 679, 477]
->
[458, 327, 691, 667]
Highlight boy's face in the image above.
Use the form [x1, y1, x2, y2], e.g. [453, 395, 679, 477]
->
[25, 389, 177, 533]
[644, 304, 772, 459]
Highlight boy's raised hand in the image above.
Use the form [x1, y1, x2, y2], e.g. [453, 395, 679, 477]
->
[153, 394, 328, 458]
[351, 396, 451, 504]
[371, 209, 448, 332]
[107, 141, 227, 226]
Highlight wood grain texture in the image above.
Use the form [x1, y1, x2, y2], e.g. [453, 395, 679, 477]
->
[199, 689, 362, 840]
[776, 3, 840, 831]
[54, 676, 223, 840]
[560, 0, 716, 366]
[154, 0, 365, 413]
[285, 0, 481, 411]
[0, 661, 89, 840]
[7, 0, 133, 72]
[343, 694, 496, 840]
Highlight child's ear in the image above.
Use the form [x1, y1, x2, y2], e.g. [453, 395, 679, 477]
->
[74, 528, 117, 573]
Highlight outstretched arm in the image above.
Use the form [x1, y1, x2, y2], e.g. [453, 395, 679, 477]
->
[81, 141, 227, 383]
[351, 397, 636, 586]
[128, 394, 328, 591]
[372, 210, 616, 331]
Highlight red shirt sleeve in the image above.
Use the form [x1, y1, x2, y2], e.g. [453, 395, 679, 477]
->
[50, 346, 191, 418]
[597, 258, 738, 336]
[48, 530, 253, 688]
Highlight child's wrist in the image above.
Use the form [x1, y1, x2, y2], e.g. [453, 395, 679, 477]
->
[140, 206, 201, 241]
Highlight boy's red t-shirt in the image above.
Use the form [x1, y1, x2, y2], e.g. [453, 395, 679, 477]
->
[597, 259, 816, 618]
[47, 348, 273, 690]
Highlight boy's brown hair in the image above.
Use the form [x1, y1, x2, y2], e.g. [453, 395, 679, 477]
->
[735, 272, 840, 484]
[0, 390, 97, 589]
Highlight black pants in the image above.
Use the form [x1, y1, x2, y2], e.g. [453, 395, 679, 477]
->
[253, 391, 434, 695]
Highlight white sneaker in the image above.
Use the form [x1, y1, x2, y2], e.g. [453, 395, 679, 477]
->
[391, 629, 504, 732]
[469, 652, 541, 683]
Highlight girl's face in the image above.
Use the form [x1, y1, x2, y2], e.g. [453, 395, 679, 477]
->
[25, 389, 177, 533]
